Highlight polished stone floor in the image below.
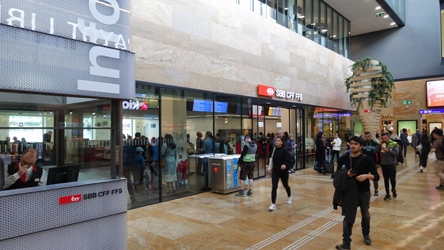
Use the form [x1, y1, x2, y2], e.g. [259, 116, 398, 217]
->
[127, 149, 444, 250]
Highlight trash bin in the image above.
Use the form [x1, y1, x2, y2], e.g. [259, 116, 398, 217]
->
[208, 154, 241, 194]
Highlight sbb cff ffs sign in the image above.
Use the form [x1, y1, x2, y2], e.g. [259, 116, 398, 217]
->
[258, 85, 275, 97]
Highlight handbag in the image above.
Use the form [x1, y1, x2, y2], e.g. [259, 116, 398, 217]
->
[161, 158, 166, 168]
[416, 144, 422, 152]
[267, 147, 276, 172]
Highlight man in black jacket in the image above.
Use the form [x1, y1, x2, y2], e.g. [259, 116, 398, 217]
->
[362, 132, 381, 196]
[335, 136, 379, 250]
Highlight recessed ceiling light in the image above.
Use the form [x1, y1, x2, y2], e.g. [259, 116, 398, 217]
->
[298, 15, 305, 19]
[384, 15, 389, 18]
[375, 6, 381, 10]
[285, 7, 288, 10]
[390, 22, 396, 26]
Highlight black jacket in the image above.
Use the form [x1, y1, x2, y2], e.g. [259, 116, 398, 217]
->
[271, 146, 292, 173]
[315, 138, 325, 163]
[6, 161, 43, 190]
[332, 168, 359, 224]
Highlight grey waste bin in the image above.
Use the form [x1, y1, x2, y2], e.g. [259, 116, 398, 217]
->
[208, 154, 241, 194]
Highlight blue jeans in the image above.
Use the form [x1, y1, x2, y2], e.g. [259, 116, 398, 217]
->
[342, 191, 371, 245]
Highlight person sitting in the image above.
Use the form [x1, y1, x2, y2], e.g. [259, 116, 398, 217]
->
[3, 148, 45, 190]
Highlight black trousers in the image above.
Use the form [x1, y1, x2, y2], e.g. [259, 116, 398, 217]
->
[271, 171, 291, 204]
[420, 152, 429, 168]
[342, 191, 371, 245]
[381, 164, 397, 194]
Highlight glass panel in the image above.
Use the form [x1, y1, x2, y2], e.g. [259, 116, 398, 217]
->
[254, 0, 267, 16]
[304, 106, 315, 169]
[0, 91, 113, 192]
[327, 5, 333, 50]
[313, 0, 320, 44]
[344, 19, 350, 58]
[305, 0, 313, 40]
[296, 109, 304, 169]
[288, 0, 297, 32]
[319, 1, 327, 47]
[277, 0, 289, 27]
[296, 0, 306, 36]
[239, 0, 252, 10]
[333, 11, 339, 53]
[214, 95, 242, 155]
[161, 89, 214, 200]
[121, 84, 160, 207]
[339, 15, 344, 56]
[384, 0, 405, 23]
[266, 0, 277, 20]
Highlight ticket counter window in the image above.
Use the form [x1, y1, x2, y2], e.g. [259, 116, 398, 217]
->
[0, 92, 112, 191]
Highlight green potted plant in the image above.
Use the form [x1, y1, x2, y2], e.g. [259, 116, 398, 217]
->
[345, 57, 395, 134]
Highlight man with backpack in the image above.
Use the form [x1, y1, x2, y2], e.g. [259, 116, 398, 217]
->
[430, 128, 444, 190]
[375, 133, 399, 201]
[334, 136, 379, 250]
[235, 136, 257, 197]
[362, 132, 381, 196]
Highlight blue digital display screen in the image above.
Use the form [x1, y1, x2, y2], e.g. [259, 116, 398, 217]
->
[193, 100, 227, 113]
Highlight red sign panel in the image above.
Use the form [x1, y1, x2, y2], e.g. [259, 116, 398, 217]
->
[364, 110, 372, 113]
[59, 194, 82, 205]
[258, 85, 275, 97]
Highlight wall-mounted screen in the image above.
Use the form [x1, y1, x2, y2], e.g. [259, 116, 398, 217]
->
[427, 80, 444, 107]
[192, 100, 227, 113]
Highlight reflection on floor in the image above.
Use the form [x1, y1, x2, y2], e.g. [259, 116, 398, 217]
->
[127, 148, 444, 249]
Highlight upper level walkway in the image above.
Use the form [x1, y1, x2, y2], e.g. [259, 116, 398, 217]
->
[127, 148, 444, 250]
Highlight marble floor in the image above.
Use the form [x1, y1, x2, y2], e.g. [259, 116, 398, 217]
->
[127, 149, 444, 250]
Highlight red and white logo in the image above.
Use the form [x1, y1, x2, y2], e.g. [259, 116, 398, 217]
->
[59, 194, 82, 205]
[258, 85, 275, 97]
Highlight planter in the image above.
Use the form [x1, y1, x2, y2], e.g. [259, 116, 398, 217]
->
[346, 59, 394, 134]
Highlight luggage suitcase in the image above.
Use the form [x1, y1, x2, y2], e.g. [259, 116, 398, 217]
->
[323, 150, 334, 175]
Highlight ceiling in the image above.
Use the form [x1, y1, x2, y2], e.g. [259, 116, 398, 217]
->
[323, 0, 399, 36]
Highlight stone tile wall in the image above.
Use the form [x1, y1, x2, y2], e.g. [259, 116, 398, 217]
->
[131, 0, 354, 110]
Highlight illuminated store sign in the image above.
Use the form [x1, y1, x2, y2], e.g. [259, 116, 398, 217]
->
[122, 100, 148, 110]
[313, 113, 352, 118]
[419, 109, 444, 114]
[0, 0, 135, 99]
[257, 85, 303, 101]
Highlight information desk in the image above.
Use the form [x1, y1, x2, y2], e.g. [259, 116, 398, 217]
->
[208, 154, 241, 194]
[0, 179, 127, 250]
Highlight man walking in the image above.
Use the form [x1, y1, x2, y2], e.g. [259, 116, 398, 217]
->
[335, 136, 379, 250]
[411, 129, 422, 157]
[363, 132, 380, 196]
[375, 133, 399, 200]
[430, 128, 444, 191]
[235, 136, 257, 197]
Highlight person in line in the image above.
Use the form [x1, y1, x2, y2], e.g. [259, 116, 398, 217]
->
[400, 128, 409, 158]
[418, 133, 431, 173]
[286, 134, 296, 172]
[411, 129, 422, 158]
[162, 134, 177, 194]
[202, 131, 214, 191]
[235, 136, 257, 197]
[362, 132, 380, 197]
[315, 132, 326, 173]
[268, 136, 292, 211]
[332, 133, 342, 163]
[132, 147, 147, 192]
[3, 148, 45, 190]
[430, 128, 444, 190]
[334, 136, 379, 250]
[375, 133, 399, 200]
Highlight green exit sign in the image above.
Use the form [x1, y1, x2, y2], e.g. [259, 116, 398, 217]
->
[402, 100, 412, 105]
[376, 12, 385, 17]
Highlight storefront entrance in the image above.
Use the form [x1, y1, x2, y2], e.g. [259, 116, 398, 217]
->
[250, 102, 305, 178]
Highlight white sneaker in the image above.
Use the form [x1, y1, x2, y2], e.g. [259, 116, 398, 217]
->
[287, 196, 292, 205]
[268, 204, 276, 211]
[420, 166, 424, 172]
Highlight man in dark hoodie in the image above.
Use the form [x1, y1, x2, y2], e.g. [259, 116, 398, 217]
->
[235, 136, 257, 197]
[362, 132, 380, 196]
[335, 136, 379, 250]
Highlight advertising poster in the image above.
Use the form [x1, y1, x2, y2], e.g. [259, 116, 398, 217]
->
[427, 80, 444, 107]
[233, 158, 238, 188]
[397, 120, 417, 136]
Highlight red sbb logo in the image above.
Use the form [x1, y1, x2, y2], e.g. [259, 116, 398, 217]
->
[258, 85, 275, 97]
[59, 194, 82, 205]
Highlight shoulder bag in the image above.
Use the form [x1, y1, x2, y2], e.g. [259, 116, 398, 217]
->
[267, 147, 276, 172]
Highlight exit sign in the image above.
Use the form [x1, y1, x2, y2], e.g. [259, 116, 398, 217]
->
[376, 12, 385, 17]
[402, 100, 412, 105]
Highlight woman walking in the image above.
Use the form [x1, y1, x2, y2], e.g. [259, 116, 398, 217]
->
[268, 136, 292, 211]
[419, 134, 431, 173]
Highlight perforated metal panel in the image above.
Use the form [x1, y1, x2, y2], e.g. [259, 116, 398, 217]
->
[0, 179, 127, 241]
[0, 0, 130, 50]
[0, 213, 127, 250]
[0, 25, 135, 99]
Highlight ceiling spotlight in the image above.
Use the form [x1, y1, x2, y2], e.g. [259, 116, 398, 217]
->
[298, 15, 305, 19]
[285, 7, 288, 10]
[375, 6, 381, 10]
[92, 112, 96, 115]
[321, 29, 328, 33]
[384, 15, 389, 18]
[390, 22, 396, 26]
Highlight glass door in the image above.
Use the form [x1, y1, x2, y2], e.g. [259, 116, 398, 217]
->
[252, 105, 266, 178]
